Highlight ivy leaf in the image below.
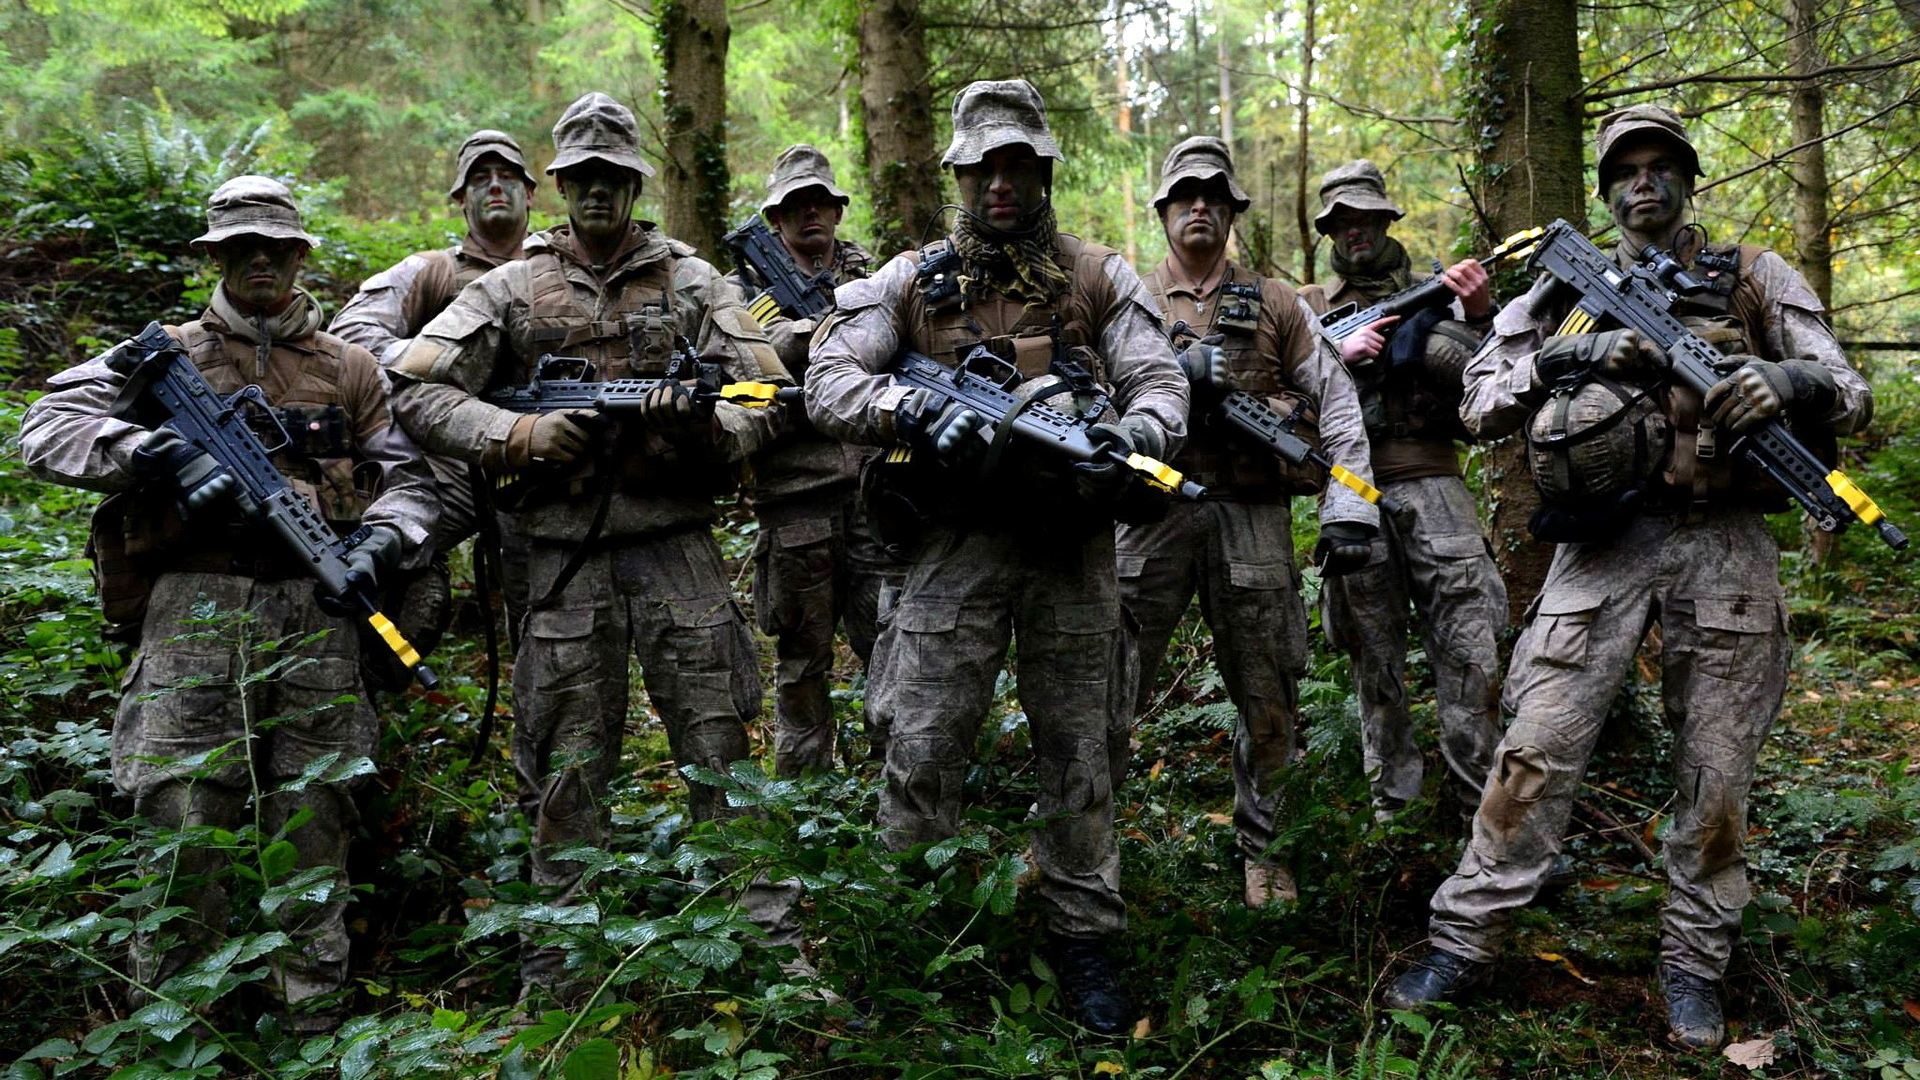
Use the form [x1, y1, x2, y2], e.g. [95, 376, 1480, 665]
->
[672, 935, 742, 969]
[561, 1037, 620, 1080]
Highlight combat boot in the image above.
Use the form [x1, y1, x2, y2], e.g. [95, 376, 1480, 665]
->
[1046, 932, 1135, 1036]
[1383, 947, 1489, 1010]
[1661, 966, 1725, 1050]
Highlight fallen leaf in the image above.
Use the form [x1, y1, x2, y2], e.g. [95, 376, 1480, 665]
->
[1723, 1037, 1776, 1069]
[1203, 813, 1232, 826]
[1579, 879, 1621, 892]
[1871, 679, 1892, 689]
[1132, 1016, 1153, 1039]
[1903, 999, 1920, 1023]
[1801, 757, 1826, 765]
[1093, 1063, 1125, 1075]
[1148, 760, 1165, 781]
[1533, 951, 1595, 984]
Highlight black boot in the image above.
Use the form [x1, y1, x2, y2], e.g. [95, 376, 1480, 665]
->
[1383, 947, 1489, 1010]
[1047, 933, 1134, 1036]
[1661, 966, 1725, 1050]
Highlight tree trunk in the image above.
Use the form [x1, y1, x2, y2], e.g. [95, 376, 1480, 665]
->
[1789, 0, 1834, 307]
[659, 0, 730, 264]
[1295, 0, 1315, 284]
[1467, 0, 1586, 625]
[858, 0, 940, 256]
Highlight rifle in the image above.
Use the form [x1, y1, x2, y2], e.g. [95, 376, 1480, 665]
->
[723, 214, 836, 325]
[1317, 226, 1546, 350]
[105, 322, 439, 688]
[1517, 218, 1907, 550]
[890, 347, 1205, 501]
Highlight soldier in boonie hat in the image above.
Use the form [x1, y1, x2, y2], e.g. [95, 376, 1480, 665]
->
[447, 129, 537, 200]
[547, 92, 655, 179]
[191, 175, 319, 250]
[1312, 159, 1404, 234]
[1151, 135, 1251, 213]
[1592, 103, 1702, 199]
[942, 78, 1063, 167]
[761, 144, 850, 217]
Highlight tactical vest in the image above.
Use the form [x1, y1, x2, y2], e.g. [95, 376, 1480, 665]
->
[905, 235, 1114, 387]
[1148, 268, 1325, 499]
[414, 246, 499, 317]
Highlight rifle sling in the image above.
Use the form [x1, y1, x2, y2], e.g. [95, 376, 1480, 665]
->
[528, 453, 617, 612]
[467, 463, 505, 767]
[979, 378, 1078, 481]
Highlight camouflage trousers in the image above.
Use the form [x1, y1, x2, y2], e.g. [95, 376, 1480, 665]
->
[751, 494, 903, 775]
[1117, 499, 1307, 867]
[115, 571, 376, 1018]
[870, 524, 1134, 937]
[1322, 475, 1506, 819]
[512, 529, 785, 990]
[1428, 509, 1790, 981]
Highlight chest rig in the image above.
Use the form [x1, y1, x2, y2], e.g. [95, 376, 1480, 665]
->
[908, 235, 1110, 400]
[1156, 268, 1325, 499]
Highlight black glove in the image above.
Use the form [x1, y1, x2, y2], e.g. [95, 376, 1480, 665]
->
[1312, 521, 1377, 577]
[893, 388, 986, 467]
[131, 428, 237, 515]
[1175, 341, 1233, 394]
[1074, 418, 1173, 523]
[318, 525, 404, 617]
[1536, 329, 1666, 386]
[639, 380, 713, 438]
[1702, 357, 1836, 433]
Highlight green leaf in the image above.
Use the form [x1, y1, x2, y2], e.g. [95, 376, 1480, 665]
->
[1007, 982, 1031, 1014]
[130, 999, 195, 1042]
[259, 839, 297, 881]
[20, 1038, 77, 1060]
[561, 1037, 621, 1080]
[672, 935, 743, 969]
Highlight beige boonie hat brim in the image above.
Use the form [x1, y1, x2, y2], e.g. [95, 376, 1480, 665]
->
[1592, 105, 1702, 198]
[448, 130, 538, 199]
[944, 125, 1064, 167]
[191, 175, 319, 249]
[1313, 186, 1404, 232]
[762, 179, 850, 215]
[192, 218, 320, 249]
[547, 145, 656, 178]
[1151, 138, 1252, 212]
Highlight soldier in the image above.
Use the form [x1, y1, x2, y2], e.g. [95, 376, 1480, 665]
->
[726, 145, 901, 775]
[386, 93, 791, 1002]
[1121, 137, 1379, 907]
[804, 79, 1189, 1035]
[1385, 105, 1874, 1051]
[19, 176, 437, 1031]
[331, 130, 539, 686]
[1296, 160, 1508, 825]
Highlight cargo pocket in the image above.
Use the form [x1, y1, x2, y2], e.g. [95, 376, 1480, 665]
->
[1049, 601, 1119, 682]
[527, 607, 601, 686]
[1228, 561, 1308, 675]
[1693, 595, 1783, 683]
[753, 518, 835, 636]
[1530, 590, 1606, 670]
[272, 655, 374, 777]
[884, 599, 961, 698]
[1114, 554, 1148, 580]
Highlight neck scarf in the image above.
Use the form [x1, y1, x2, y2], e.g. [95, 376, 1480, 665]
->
[1330, 233, 1412, 298]
[211, 284, 324, 378]
[951, 205, 1072, 308]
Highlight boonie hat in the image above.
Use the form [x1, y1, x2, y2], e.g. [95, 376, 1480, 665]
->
[942, 80, 1063, 167]
[191, 176, 319, 250]
[448, 129, 537, 199]
[1313, 159, 1405, 234]
[1151, 135, 1251, 212]
[761, 145, 850, 216]
[1593, 103, 1702, 199]
[547, 92, 656, 178]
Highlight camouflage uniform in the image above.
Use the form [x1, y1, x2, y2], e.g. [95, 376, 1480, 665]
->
[331, 130, 539, 680]
[1425, 115, 1875, 986]
[725, 146, 902, 774]
[1297, 161, 1507, 819]
[1122, 138, 1379, 896]
[18, 178, 437, 1023]
[805, 84, 1188, 940]
[387, 95, 790, 989]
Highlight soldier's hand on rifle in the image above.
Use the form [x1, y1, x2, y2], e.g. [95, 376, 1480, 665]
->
[1341, 316, 1398, 366]
[509, 408, 600, 466]
[1703, 357, 1837, 434]
[1176, 341, 1233, 394]
[640, 380, 713, 438]
[132, 428, 237, 514]
[1537, 329, 1665, 385]
[1075, 417, 1171, 521]
[1313, 520, 1376, 577]
[1440, 258, 1494, 320]
[315, 525, 404, 617]
[893, 388, 986, 466]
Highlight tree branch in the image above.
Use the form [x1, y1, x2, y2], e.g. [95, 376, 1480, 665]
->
[1697, 87, 1920, 193]
[1586, 51, 1920, 104]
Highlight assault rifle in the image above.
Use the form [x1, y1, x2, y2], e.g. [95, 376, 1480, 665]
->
[1519, 218, 1907, 550]
[1317, 226, 1545, 350]
[891, 348, 1206, 501]
[105, 322, 438, 688]
[723, 214, 836, 326]
[483, 350, 800, 418]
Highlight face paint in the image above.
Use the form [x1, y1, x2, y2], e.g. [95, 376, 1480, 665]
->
[214, 236, 307, 310]
[1328, 208, 1392, 269]
[954, 145, 1050, 233]
[767, 187, 844, 268]
[461, 156, 530, 244]
[1604, 141, 1689, 243]
[1160, 176, 1236, 259]
[558, 162, 639, 254]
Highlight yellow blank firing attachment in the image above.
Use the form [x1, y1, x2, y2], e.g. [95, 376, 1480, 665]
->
[1126, 453, 1206, 500]
[1555, 308, 1599, 336]
[747, 292, 782, 326]
[717, 382, 797, 407]
[1489, 226, 1547, 261]
[1329, 464, 1385, 506]
[1826, 470, 1885, 525]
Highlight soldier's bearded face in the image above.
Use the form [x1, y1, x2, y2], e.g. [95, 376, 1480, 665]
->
[1162, 177, 1236, 255]
[955, 146, 1049, 233]
[461, 157, 529, 239]
[1604, 140, 1689, 241]
[559, 163, 639, 247]
[769, 188, 844, 267]
[213, 236, 307, 310]
[1328, 209, 1392, 268]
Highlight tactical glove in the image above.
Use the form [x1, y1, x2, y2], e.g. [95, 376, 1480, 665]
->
[892, 388, 986, 467]
[1536, 329, 1665, 386]
[132, 428, 237, 514]
[1074, 418, 1173, 523]
[317, 525, 404, 617]
[639, 380, 713, 438]
[1312, 520, 1377, 577]
[1703, 357, 1837, 433]
[1176, 341, 1233, 394]
[507, 408, 600, 467]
